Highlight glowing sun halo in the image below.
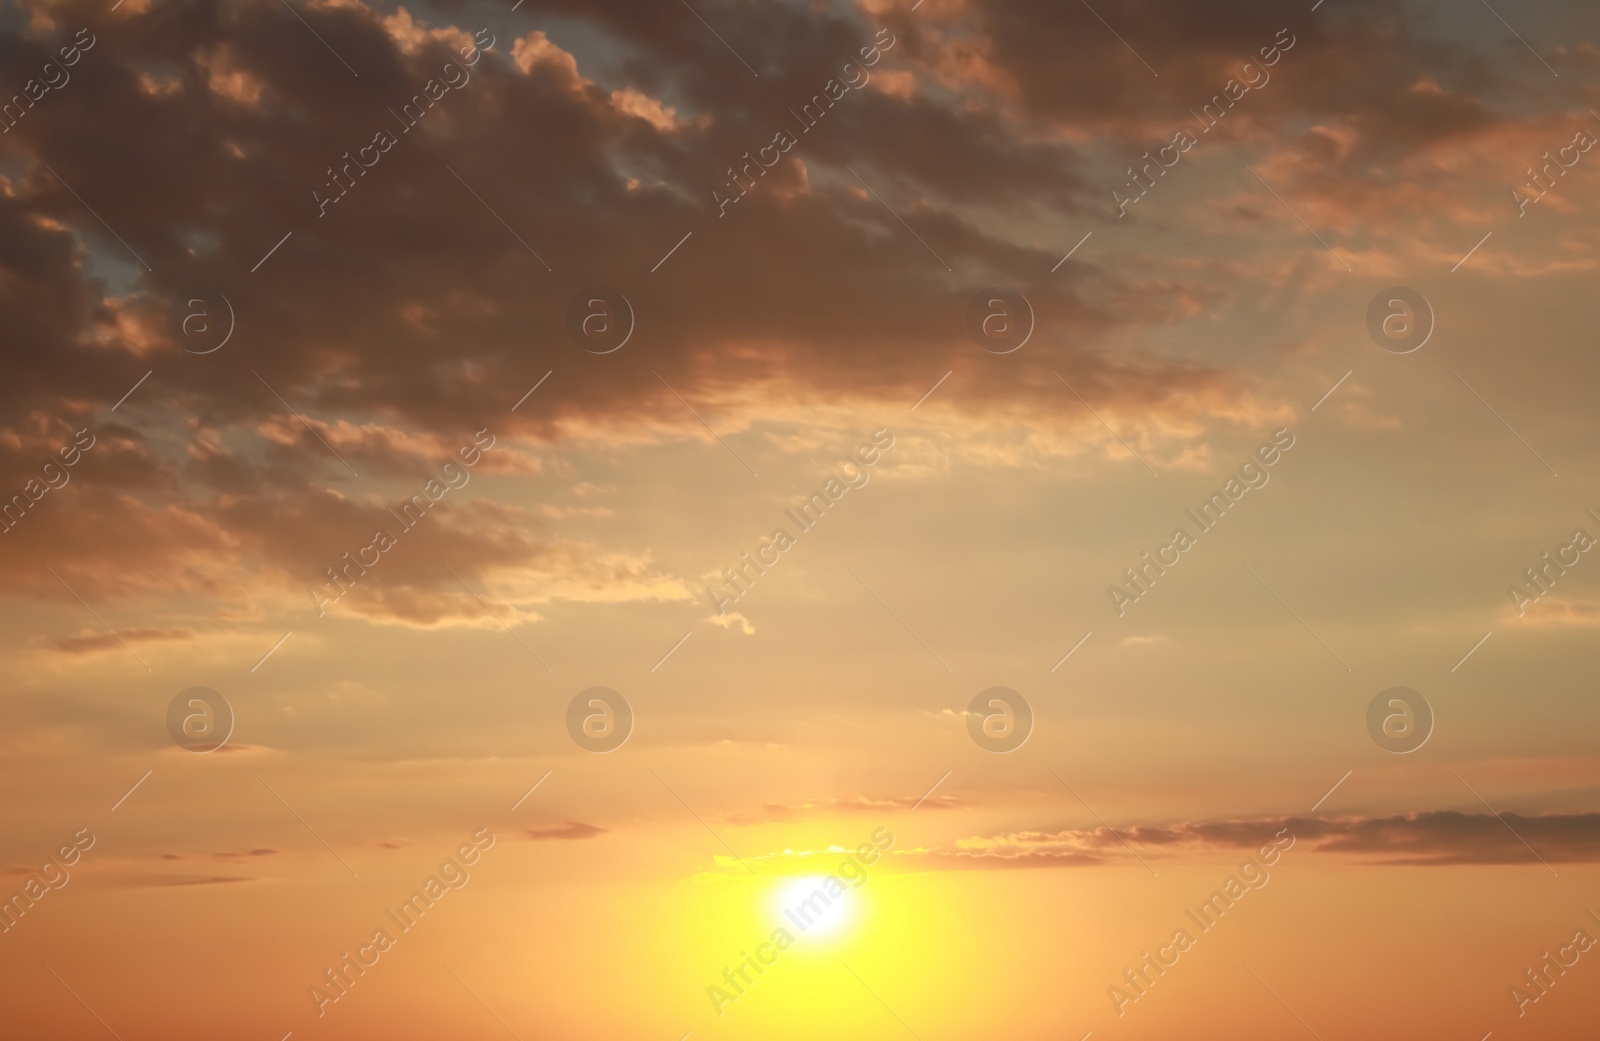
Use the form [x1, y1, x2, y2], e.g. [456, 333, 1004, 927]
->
[776, 876, 857, 938]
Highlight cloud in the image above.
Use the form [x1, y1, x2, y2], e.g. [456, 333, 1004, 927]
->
[719, 794, 961, 825]
[706, 611, 756, 635]
[0, 0, 1447, 637]
[0, 479, 691, 631]
[525, 821, 608, 841]
[0, 0, 1315, 491]
[34, 627, 193, 655]
[1118, 634, 1172, 648]
[891, 811, 1600, 869]
[1508, 596, 1600, 628]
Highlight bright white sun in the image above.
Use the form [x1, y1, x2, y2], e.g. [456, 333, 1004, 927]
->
[775, 876, 856, 937]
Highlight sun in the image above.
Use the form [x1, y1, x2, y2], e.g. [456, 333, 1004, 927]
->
[774, 876, 858, 939]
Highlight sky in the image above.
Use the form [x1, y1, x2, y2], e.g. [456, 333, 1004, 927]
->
[3, 0, 1600, 1038]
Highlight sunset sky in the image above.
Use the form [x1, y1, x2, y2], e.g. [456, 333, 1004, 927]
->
[4, 0, 1600, 1037]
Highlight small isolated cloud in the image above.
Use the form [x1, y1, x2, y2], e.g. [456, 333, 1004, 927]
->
[707, 611, 756, 635]
[720, 793, 961, 825]
[525, 821, 607, 841]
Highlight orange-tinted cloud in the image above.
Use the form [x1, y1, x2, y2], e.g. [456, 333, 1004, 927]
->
[526, 822, 608, 841]
[926, 811, 1600, 868]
